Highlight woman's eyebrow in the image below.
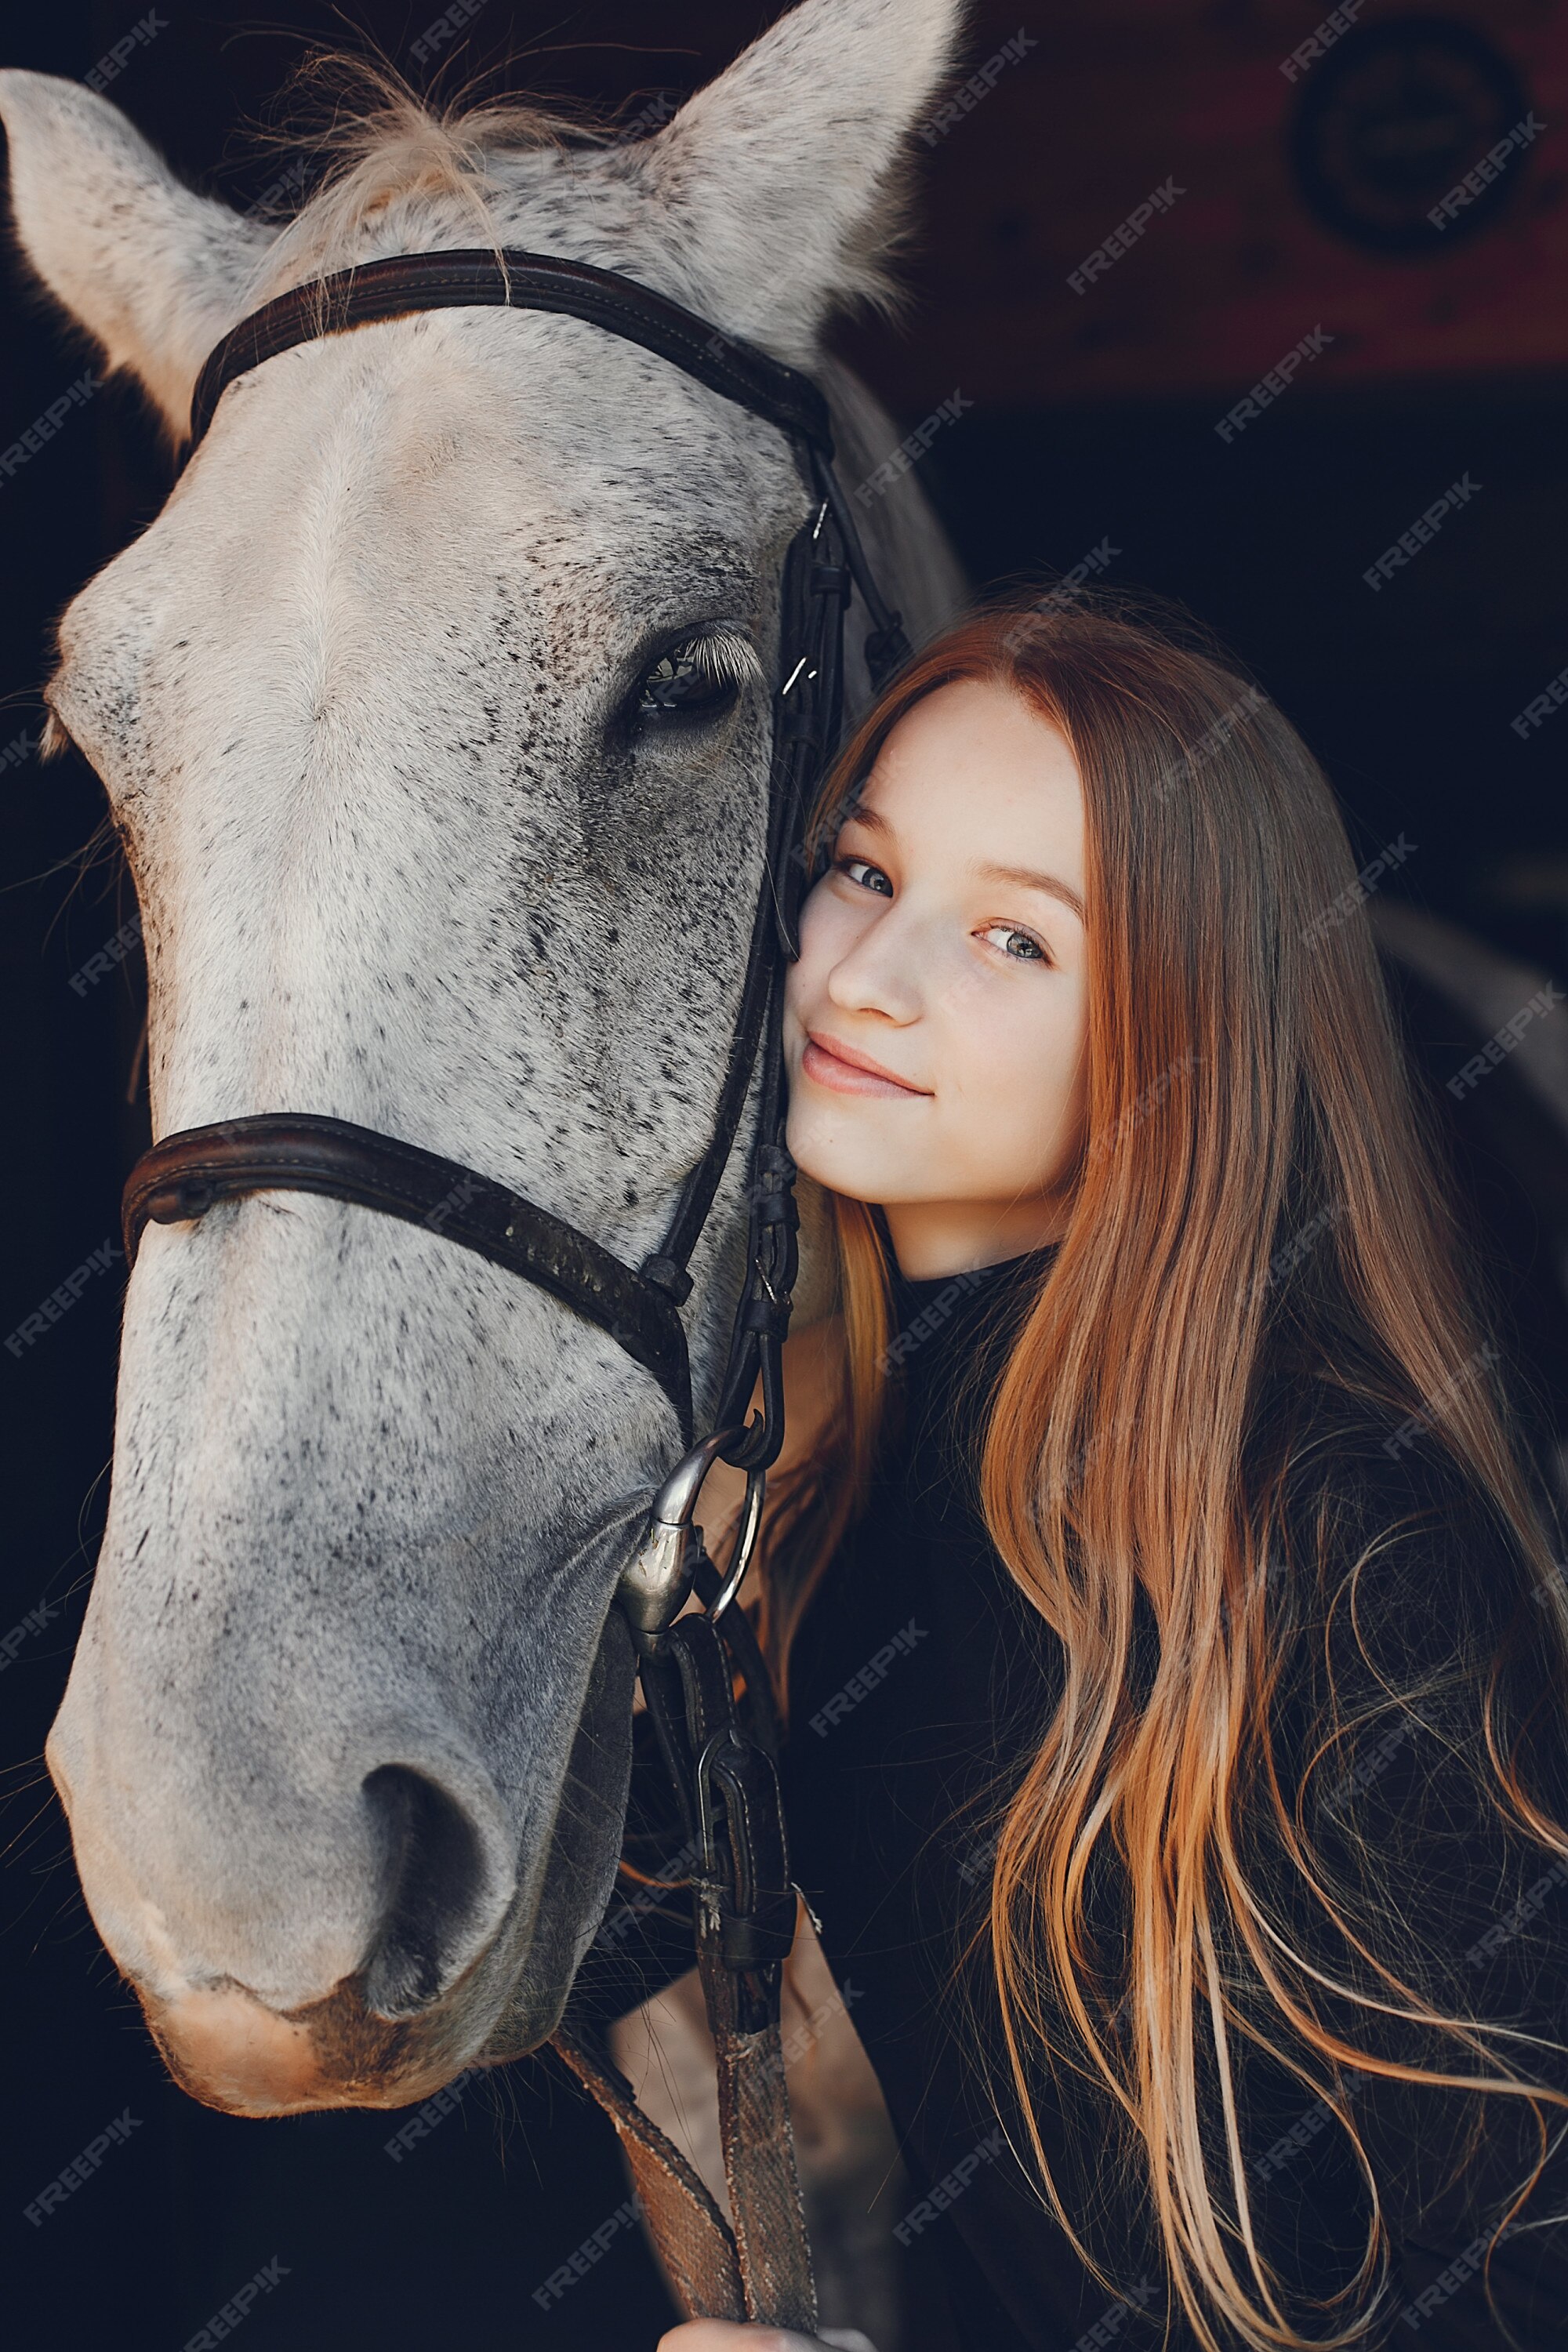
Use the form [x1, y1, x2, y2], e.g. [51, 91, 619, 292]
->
[841, 808, 1084, 923]
[975, 861, 1086, 924]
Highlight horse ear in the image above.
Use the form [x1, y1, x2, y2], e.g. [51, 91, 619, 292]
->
[642, 0, 975, 364]
[0, 71, 273, 436]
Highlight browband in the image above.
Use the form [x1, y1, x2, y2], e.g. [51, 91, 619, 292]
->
[188, 247, 833, 456]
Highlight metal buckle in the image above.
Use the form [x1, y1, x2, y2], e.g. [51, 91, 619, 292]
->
[710, 1465, 764, 1621]
[616, 1428, 764, 1652]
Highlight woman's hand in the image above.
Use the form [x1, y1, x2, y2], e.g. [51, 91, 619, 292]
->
[658, 2328, 875, 2351]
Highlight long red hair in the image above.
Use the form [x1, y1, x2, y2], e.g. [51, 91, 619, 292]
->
[757, 592, 1568, 2348]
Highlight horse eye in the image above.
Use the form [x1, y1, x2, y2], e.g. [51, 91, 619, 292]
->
[633, 635, 741, 724]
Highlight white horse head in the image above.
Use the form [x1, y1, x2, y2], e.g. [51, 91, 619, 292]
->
[0, 0, 969, 2116]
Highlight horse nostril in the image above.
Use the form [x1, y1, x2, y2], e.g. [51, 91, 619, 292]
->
[361, 1765, 491, 2018]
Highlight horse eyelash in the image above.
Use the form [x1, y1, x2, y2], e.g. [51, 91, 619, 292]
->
[676, 629, 764, 694]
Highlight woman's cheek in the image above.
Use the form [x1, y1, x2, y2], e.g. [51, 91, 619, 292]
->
[954, 985, 1082, 1171]
[788, 887, 850, 1025]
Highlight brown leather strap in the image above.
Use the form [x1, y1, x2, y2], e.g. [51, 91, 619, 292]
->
[552, 2001, 816, 2332]
[122, 1112, 694, 1441]
[551, 2022, 746, 2320]
[562, 1602, 818, 2330]
[187, 248, 835, 456]
[711, 2009, 818, 2327]
[672, 1618, 820, 2332]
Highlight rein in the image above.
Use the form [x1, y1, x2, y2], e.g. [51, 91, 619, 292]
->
[121, 245, 912, 2335]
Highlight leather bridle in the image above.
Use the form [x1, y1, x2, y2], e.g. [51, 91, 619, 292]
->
[119, 245, 912, 2336]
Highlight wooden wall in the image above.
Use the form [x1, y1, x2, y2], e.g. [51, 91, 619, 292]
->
[822, 0, 1568, 409]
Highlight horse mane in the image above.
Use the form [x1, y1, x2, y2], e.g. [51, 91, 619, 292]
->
[241, 54, 646, 304]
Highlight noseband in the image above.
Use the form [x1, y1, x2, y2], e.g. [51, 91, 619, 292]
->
[120, 245, 913, 2335]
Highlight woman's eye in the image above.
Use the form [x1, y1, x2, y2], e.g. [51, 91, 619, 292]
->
[980, 922, 1047, 964]
[838, 857, 895, 898]
[633, 635, 742, 724]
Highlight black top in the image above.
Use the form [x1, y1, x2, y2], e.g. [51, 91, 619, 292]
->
[588, 1247, 1568, 2350]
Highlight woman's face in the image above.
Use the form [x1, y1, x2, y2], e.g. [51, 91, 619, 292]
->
[784, 675, 1089, 1278]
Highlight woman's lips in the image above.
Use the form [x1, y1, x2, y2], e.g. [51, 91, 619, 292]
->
[800, 1031, 929, 1098]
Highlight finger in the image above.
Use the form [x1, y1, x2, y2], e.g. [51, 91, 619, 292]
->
[655, 2328, 770, 2350]
[656, 2329, 830, 2351]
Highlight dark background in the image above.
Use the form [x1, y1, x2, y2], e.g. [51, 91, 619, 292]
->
[4, 3, 1566, 2347]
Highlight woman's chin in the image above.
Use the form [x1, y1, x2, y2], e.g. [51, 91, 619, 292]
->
[784, 1123, 895, 1208]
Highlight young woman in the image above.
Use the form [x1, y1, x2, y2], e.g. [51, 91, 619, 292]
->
[647, 597, 1568, 2351]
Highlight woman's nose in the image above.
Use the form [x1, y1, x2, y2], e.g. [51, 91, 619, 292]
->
[823, 905, 927, 1023]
